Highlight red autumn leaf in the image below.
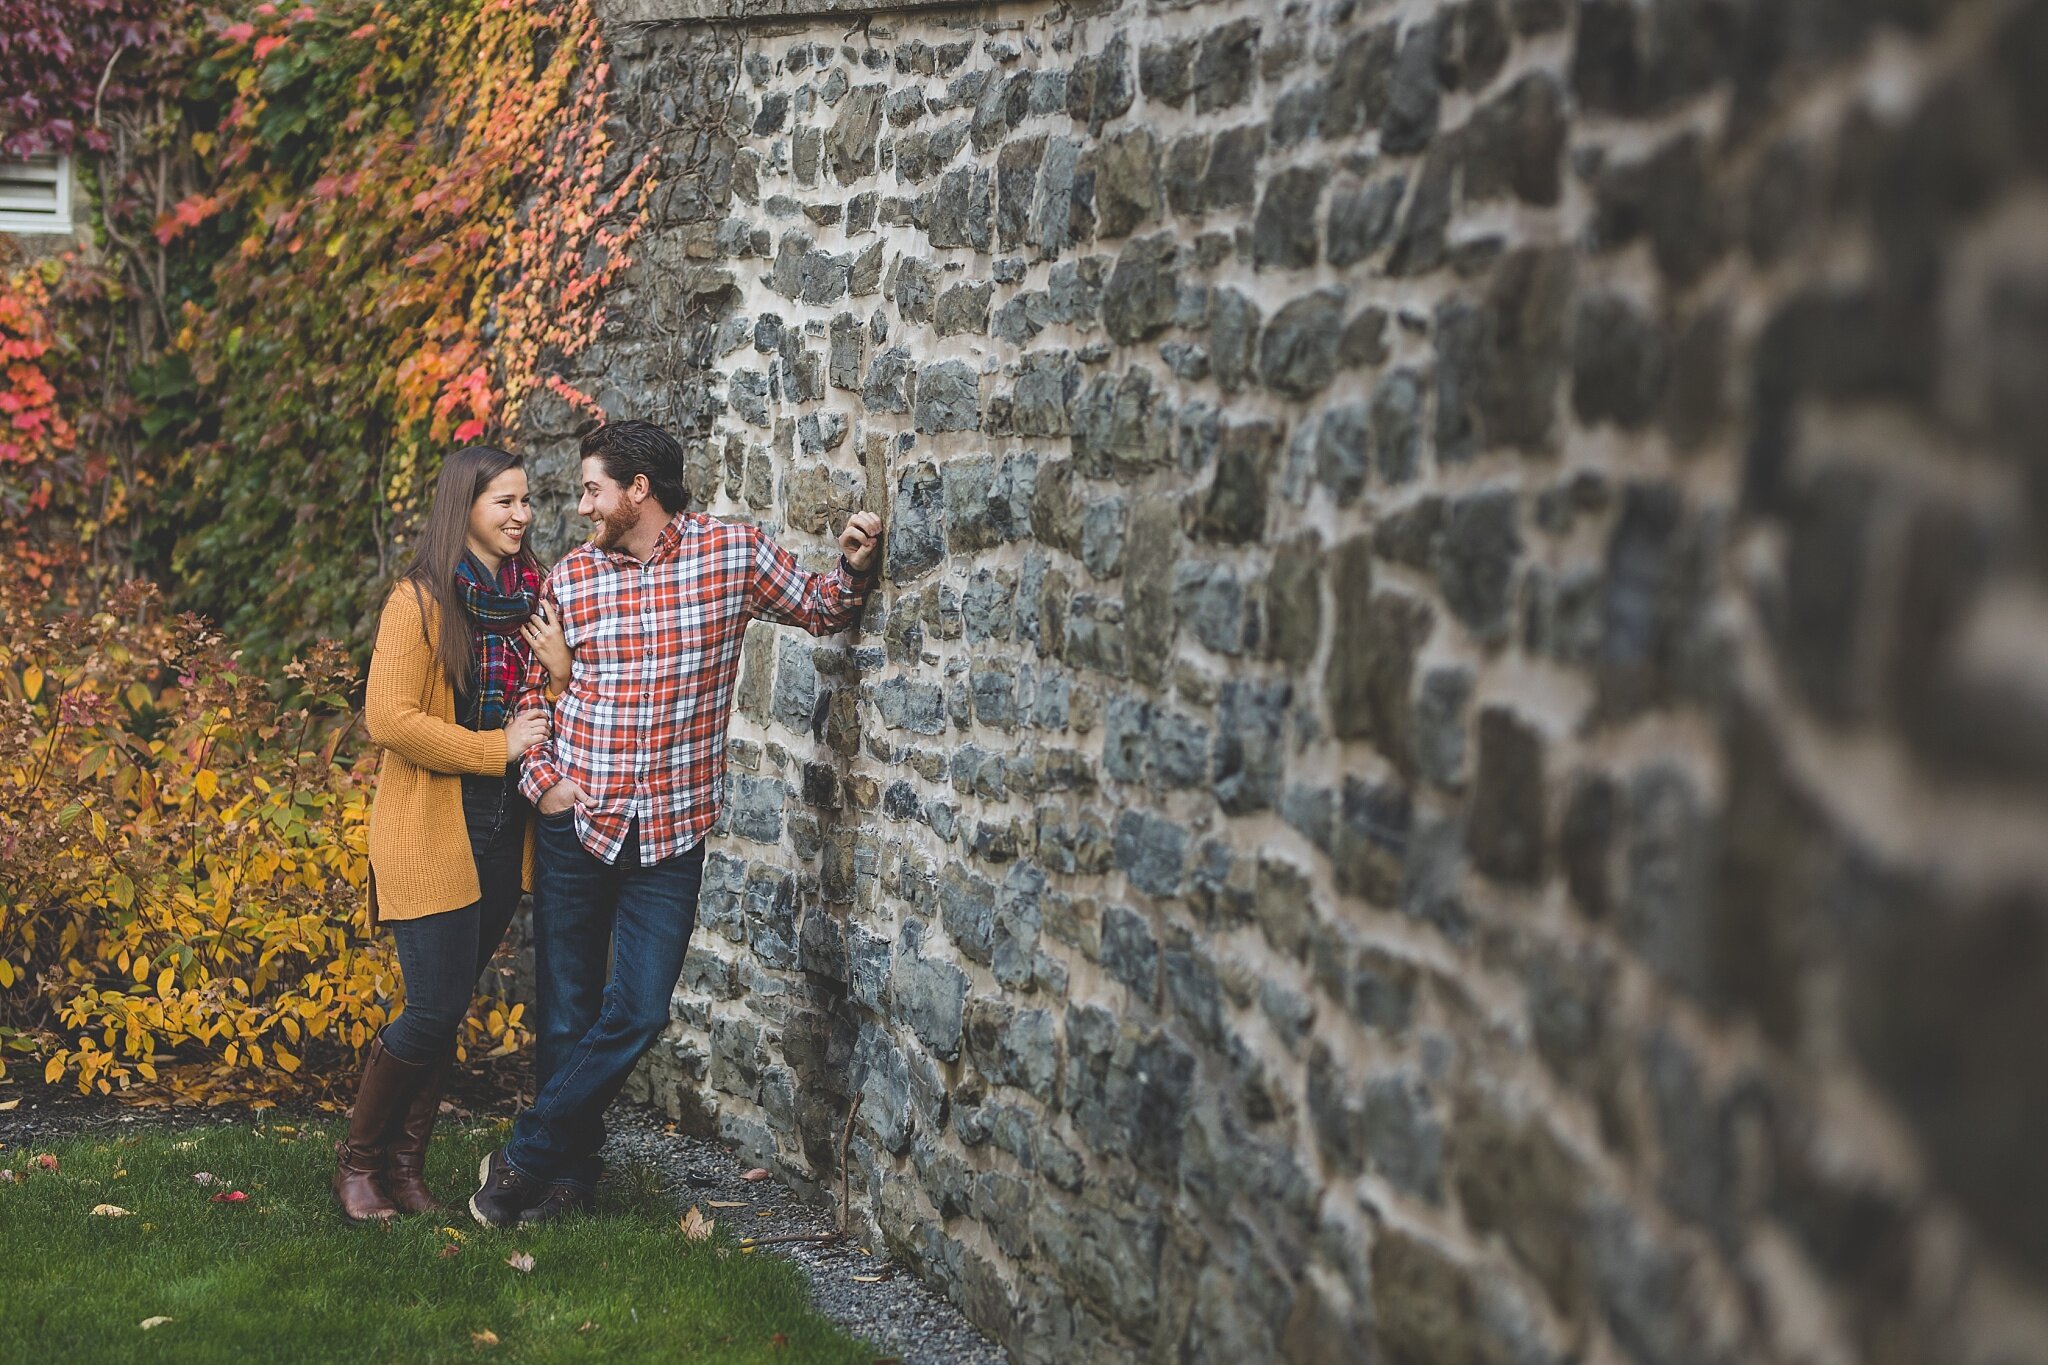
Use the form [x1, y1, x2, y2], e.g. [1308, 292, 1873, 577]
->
[210, 1190, 247, 1203]
[154, 195, 222, 246]
[253, 35, 288, 61]
[221, 21, 255, 44]
[35, 1154, 57, 1172]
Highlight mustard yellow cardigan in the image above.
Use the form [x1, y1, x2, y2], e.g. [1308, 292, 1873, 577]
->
[364, 583, 537, 923]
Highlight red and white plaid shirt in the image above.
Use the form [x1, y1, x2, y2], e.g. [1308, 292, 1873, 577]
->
[515, 510, 871, 865]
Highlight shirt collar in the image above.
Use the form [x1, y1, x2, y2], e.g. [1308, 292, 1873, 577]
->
[650, 509, 693, 560]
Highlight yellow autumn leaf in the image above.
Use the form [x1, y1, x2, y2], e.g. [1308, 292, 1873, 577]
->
[0, 959, 15, 988]
[195, 769, 220, 801]
[274, 1046, 300, 1073]
[21, 666, 42, 701]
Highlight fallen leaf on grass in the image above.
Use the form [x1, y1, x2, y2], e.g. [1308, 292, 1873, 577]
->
[769, 1332, 790, 1350]
[35, 1154, 57, 1172]
[439, 1243, 462, 1259]
[91, 1204, 133, 1217]
[471, 1329, 499, 1348]
[742, 1167, 771, 1182]
[192, 1172, 218, 1186]
[707, 1200, 746, 1208]
[210, 1190, 248, 1204]
[0, 1170, 16, 1184]
[577, 1321, 597, 1334]
[139, 1316, 172, 1330]
[440, 1226, 467, 1241]
[680, 1205, 715, 1242]
[505, 1253, 535, 1273]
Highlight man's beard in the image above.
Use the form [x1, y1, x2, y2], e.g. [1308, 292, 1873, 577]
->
[592, 501, 642, 551]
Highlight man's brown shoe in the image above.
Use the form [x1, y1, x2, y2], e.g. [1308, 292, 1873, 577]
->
[516, 1181, 596, 1224]
[470, 1147, 547, 1229]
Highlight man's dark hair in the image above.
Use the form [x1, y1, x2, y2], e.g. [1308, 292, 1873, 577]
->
[579, 420, 690, 514]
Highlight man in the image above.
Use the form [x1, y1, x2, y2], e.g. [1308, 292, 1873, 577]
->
[470, 419, 881, 1227]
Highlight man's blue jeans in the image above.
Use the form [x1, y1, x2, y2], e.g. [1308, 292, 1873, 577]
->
[504, 812, 705, 1189]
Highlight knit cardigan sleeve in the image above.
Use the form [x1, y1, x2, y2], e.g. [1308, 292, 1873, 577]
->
[365, 585, 509, 776]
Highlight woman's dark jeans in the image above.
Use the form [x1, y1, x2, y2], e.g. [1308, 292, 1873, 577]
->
[381, 773, 527, 1066]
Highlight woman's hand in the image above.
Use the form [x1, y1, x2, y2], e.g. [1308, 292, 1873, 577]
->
[504, 708, 551, 760]
[520, 600, 571, 692]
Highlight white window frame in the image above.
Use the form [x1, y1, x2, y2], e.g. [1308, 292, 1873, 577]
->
[0, 153, 74, 234]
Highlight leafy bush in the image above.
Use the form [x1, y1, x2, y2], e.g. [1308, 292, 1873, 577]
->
[0, 572, 528, 1103]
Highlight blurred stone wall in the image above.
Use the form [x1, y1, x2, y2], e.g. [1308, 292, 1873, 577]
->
[515, 1, 2048, 1360]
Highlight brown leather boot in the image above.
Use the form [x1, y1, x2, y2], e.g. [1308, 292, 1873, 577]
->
[332, 1037, 425, 1223]
[382, 1045, 452, 1215]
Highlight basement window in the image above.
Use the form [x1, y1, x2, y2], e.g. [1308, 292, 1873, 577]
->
[0, 154, 73, 234]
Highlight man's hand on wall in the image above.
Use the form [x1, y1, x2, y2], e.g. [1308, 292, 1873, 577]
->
[839, 511, 883, 575]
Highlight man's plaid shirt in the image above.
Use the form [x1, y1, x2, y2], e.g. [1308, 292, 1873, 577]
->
[515, 510, 872, 865]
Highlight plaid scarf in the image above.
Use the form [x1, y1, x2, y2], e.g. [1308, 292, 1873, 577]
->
[454, 552, 540, 730]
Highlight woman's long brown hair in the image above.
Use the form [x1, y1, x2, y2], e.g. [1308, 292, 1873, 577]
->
[386, 444, 540, 699]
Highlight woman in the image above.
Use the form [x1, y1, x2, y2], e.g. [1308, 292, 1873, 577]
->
[337, 444, 571, 1222]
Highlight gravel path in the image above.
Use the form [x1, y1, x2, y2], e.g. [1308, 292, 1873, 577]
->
[0, 1091, 1006, 1365]
[599, 1107, 1007, 1365]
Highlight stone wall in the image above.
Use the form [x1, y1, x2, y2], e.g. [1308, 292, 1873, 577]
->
[515, 1, 2048, 1360]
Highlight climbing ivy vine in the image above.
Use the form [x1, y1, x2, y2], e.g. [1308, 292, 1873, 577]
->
[2, 0, 651, 660]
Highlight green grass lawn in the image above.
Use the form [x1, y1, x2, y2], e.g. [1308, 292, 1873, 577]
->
[0, 1119, 877, 1364]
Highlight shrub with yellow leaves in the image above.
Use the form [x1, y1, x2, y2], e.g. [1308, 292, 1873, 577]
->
[0, 574, 529, 1103]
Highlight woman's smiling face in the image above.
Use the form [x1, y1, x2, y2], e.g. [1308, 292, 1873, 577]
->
[467, 466, 532, 566]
